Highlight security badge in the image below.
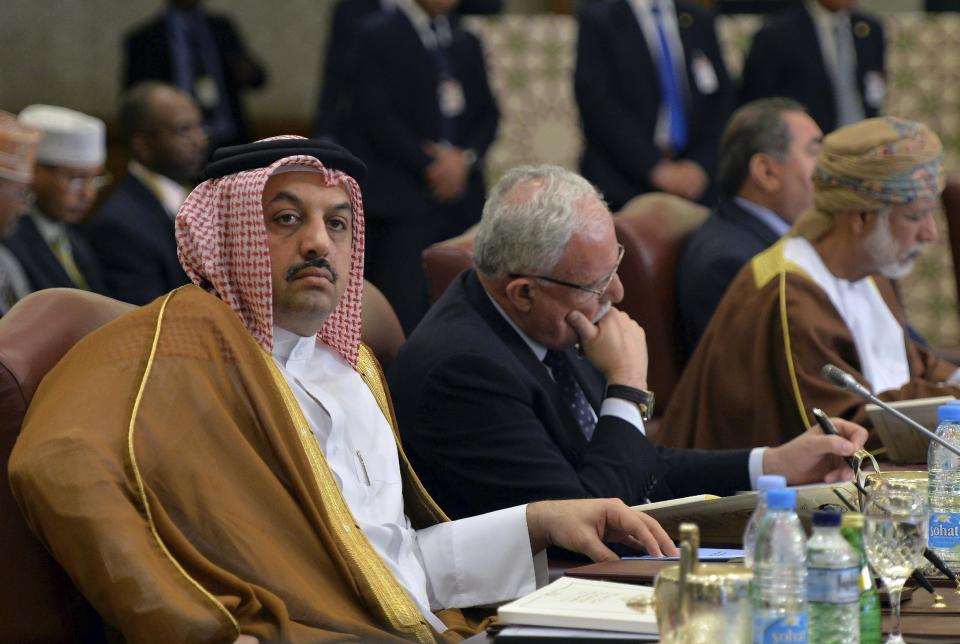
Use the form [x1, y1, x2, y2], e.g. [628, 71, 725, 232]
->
[194, 75, 221, 110]
[691, 52, 718, 95]
[438, 78, 466, 118]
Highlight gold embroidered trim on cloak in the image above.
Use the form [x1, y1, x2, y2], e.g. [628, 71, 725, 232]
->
[259, 348, 436, 644]
[126, 288, 240, 635]
[357, 343, 449, 526]
[779, 270, 810, 429]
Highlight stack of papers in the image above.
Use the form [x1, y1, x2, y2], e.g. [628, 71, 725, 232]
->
[495, 577, 658, 640]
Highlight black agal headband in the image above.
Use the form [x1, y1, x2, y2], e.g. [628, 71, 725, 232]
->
[202, 138, 367, 182]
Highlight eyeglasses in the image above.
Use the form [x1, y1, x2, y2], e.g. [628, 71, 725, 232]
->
[47, 167, 112, 193]
[509, 243, 624, 299]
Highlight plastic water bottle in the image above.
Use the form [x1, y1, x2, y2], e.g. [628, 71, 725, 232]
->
[752, 487, 807, 644]
[840, 513, 882, 644]
[807, 510, 860, 643]
[743, 474, 787, 568]
[928, 402, 960, 574]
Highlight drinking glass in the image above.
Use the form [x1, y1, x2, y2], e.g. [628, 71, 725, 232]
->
[862, 479, 928, 644]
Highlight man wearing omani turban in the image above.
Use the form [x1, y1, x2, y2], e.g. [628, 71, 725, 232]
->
[9, 137, 676, 643]
[662, 117, 960, 450]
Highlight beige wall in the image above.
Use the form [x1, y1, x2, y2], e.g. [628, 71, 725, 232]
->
[1, 0, 335, 125]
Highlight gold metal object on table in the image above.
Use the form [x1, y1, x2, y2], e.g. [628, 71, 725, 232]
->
[654, 523, 753, 643]
[932, 592, 948, 609]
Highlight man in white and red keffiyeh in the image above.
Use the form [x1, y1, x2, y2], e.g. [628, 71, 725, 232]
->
[11, 137, 678, 643]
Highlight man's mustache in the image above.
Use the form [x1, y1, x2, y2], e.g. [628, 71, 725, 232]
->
[286, 257, 339, 283]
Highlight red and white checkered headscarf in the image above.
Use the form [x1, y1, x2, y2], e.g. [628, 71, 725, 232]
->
[176, 136, 365, 366]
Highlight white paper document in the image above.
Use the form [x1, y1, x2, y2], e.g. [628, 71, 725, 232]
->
[496, 577, 658, 634]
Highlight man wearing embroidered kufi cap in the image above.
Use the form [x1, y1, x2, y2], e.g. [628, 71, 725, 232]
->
[10, 137, 677, 642]
[663, 116, 960, 450]
[2, 105, 108, 295]
[0, 111, 41, 315]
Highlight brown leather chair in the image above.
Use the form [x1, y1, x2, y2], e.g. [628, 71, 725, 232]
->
[0, 288, 133, 643]
[361, 280, 405, 370]
[421, 226, 477, 303]
[613, 193, 709, 419]
[941, 175, 960, 305]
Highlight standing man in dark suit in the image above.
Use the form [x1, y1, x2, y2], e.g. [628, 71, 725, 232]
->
[84, 82, 208, 305]
[2, 105, 107, 295]
[575, 0, 734, 211]
[350, 0, 499, 333]
[123, 0, 267, 148]
[388, 164, 866, 520]
[740, 0, 886, 133]
[312, 0, 502, 142]
[677, 98, 822, 354]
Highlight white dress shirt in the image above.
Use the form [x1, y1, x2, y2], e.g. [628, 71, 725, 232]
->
[271, 327, 546, 632]
[127, 161, 190, 219]
[486, 292, 767, 488]
[734, 196, 792, 238]
[784, 236, 911, 393]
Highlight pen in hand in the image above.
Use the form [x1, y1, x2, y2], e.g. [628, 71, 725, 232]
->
[811, 407, 959, 585]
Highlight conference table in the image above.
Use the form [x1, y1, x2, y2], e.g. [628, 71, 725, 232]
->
[466, 463, 960, 642]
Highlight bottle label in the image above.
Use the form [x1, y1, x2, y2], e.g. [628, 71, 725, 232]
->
[807, 566, 860, 604]
[929, 512, 960, 549]
[753, 611, 807, 644]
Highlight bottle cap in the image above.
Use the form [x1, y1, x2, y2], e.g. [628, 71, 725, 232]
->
[757, 475, 787, 491]
[938, 402, 960, 423]
[766, 487, 796, 510]
[841, 513, 864, 529]
[812, 510, 842, 527]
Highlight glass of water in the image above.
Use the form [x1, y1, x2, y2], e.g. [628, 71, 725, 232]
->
[862, 479, 928, 644]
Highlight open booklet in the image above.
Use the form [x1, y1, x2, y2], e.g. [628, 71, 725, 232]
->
[866, 395, 955, 463]
[496, 577, 657, 636]
[630, 480, 859, 543]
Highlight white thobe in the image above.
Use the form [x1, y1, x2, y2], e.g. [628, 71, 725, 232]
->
[271, 327, 546, 633]
[784, 236, 910, 393]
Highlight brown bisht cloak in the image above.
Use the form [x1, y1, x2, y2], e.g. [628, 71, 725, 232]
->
[660, 240, 958, 450]
[9, 285, 485, 643]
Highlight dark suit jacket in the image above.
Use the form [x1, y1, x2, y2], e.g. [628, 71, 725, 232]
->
[123, 10, 266, 146]
[1, 216, 106, 294]
[388, 270, 751, 520]
[83, 173, 189, 305]
[676, 198, 782, 355]
[739, 6, 885, 133]
[575, 0, 734, 210]
[313, 0, 502, 140]
[349, 10, 499, 225]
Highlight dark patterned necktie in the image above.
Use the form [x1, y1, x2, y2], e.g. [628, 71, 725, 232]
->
[543, 349, 597, 441]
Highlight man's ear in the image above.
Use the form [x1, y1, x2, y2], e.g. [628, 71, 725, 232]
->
[749, 153, 780, 194]
[504, 278, 536, 313]
[130, 132, 153, 165]
[851, 209, 880, 237]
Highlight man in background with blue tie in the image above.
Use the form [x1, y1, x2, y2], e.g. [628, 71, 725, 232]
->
[388, 164, 866, 521]
[575, 0, 734, 210]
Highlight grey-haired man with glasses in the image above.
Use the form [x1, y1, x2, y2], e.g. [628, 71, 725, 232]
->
[388, 164, 867, 524]
[2, 105, 109, 294]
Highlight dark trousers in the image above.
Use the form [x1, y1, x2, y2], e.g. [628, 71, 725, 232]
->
[365, 214, 469, 335]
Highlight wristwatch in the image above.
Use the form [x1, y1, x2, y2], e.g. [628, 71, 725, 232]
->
[605, 384, 655, 422]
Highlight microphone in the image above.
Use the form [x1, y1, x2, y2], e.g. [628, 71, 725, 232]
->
[821, 364, 960, 458]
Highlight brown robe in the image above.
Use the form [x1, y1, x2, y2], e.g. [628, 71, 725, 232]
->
[661, 240, 958, 450]
[9, 285, 487, 643]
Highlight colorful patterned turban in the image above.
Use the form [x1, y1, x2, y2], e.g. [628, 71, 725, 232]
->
[176, 136, 368, 366]
[793, 117, 945, 240]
